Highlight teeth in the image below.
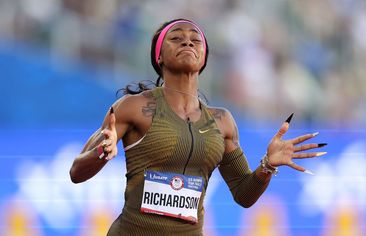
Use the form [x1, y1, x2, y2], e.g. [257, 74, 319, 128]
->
[303, 169, 315, 175]
[316, 152, 327, 157]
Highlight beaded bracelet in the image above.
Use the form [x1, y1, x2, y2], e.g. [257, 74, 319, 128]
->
[260, 154, 279, 176]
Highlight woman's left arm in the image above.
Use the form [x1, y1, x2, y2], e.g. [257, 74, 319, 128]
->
[217, 111, 326, 208]
[217, 109, 270, 208]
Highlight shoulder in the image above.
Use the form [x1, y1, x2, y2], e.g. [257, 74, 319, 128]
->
[114, 90, 156, 108]
[206, 106, 230, 121]
[112, 89, 158, 122]
[206, 106, 236, 138]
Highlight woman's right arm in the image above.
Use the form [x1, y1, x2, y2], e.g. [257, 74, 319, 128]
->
[69, 127, 110, 183]
[69, 96, 134, 183]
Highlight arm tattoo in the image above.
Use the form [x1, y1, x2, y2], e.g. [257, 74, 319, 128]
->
[212, 108, 226, 120]
[141, 91, 157, 117]
[142, 102, 156, 117]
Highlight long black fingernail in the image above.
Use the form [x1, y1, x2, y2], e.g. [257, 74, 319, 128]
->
[285, 113, 294, 123]
[318, 143, 327, 147]
[110, 106, 114, 114]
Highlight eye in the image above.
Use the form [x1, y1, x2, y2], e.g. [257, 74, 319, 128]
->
[192, 38, 202, 43]
[170, 37, 182, 41]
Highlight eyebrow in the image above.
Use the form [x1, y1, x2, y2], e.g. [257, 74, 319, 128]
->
[169, 27, 200, 34]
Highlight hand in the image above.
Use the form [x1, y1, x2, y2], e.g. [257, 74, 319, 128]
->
[266, 113, 327, 173]
[100, 107, 118, 160]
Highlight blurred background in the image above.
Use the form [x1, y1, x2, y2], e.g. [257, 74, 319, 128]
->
[0, 0, 365, 235]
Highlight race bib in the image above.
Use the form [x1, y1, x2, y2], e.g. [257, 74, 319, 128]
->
[140, 170, 204, 223]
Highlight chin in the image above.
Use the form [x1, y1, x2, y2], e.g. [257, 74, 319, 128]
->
[177, 60, 201, 71]
[178, 65, 200, 74]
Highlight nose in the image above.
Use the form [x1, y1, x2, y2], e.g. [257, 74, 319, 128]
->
[181, 39, 194, 47]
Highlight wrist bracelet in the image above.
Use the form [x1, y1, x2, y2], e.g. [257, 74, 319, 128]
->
[97, 146, 107, 159]
[260, 154, 279, 176]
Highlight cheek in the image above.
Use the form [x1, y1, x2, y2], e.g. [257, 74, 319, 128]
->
[160, 44, 174, 62]
[198, 48, 206, 65]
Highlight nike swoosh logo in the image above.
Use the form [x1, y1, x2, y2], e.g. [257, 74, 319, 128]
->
[198, 128, 211, 134]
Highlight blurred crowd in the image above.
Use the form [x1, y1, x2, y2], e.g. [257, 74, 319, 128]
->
[1, 0, 365, 127]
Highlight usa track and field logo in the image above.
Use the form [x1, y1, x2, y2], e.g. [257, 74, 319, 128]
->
[170, 176, 184, 190]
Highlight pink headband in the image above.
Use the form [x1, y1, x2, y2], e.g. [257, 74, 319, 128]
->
[155, 20, 206, 67]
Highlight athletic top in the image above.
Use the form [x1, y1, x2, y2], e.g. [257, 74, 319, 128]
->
[107, 87, 268, 236]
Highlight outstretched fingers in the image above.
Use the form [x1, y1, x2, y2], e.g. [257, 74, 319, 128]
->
[292, 141, 327, 160]
[274, 113, 293, 139]
[294, 143, 328, 152]
[290, 132, 319, 145]
[287, 161, 315, 175]
[287, 161, 306, 172]
[292, 151, 327, 159]
[289, 142, 327, 174]
[275, 122, 290, 140]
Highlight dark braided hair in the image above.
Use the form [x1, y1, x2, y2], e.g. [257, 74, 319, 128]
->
[118, 18, 209, 98]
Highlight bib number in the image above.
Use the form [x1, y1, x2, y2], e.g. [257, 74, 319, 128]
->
[141, 171, 203, 223]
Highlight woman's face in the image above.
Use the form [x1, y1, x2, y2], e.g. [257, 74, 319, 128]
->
[159, 22, 205, 74]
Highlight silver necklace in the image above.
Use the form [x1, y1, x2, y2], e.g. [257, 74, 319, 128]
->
[163, 86, 198, 99]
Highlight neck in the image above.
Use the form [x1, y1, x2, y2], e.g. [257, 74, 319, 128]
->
[162, 70, 199, 91]
[162, 82, 200, 117]
[162, 69, 199, 85]
[160, 72, 204, 121]
[163, 86, 198, 99]
[160, 69, 202, 121]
